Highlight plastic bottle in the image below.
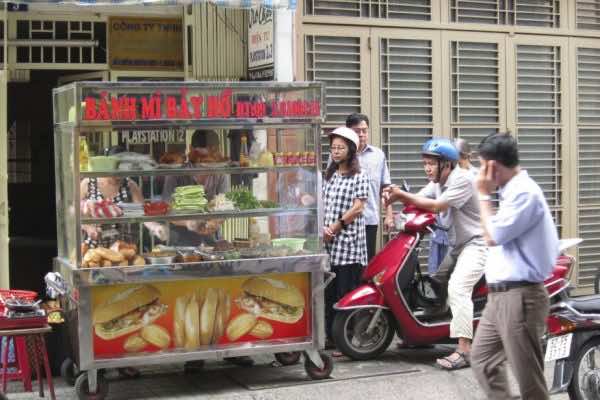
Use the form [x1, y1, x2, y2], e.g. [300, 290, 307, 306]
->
[80, 136, 89, 171]
[240, 135, 250, 167]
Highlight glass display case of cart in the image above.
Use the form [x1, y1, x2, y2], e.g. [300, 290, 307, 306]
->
[53, 82, 324, 269]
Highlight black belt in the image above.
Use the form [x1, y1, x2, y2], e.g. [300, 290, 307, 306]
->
[488, 281, 539, 293]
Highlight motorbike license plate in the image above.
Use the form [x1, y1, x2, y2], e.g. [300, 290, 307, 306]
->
[545, 333, 573, 362]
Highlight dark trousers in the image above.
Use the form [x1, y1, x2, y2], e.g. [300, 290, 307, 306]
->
[325, 263, 363, 340]
[471, 284, 550, 400]
[366, 225, 378, 262]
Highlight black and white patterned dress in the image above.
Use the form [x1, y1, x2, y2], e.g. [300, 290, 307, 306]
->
[84, 178, 133, 248]
[323, 171, 369, 266]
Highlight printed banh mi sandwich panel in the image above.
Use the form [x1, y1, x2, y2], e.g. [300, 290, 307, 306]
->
[90, 272, 311, 358]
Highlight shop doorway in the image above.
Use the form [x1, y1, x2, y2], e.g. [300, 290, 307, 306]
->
[7, 70, 106, 294]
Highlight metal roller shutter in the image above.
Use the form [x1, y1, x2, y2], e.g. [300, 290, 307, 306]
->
[380, 38, 433, 191]
[577, 0, 600, 30]
[577, 47, 600, 288]
[304, 0, 431, 20]
[379, 37, 433, 257]
[451, 0, 560, 28]
[515, 45, 562, 236]
[305, 34, 362, 167]
[451, 41, 500, 158]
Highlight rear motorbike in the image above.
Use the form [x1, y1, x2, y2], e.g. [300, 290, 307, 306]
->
[546, 247, 600, 400]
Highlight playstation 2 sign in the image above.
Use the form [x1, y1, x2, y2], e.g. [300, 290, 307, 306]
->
[248, 5, 274, 81]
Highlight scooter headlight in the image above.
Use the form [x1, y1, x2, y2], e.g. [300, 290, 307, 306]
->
[373, 269, 387, 287]
[394, 214, 406, 231]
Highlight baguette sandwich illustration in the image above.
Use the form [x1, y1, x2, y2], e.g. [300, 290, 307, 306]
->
[236, 277, 305, 324]
[174, 288, 231, 349]
[93, 285, 168, 340]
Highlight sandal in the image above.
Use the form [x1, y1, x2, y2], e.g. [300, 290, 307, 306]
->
[436, 351, 470, 370]
[332, 350, 344, 357]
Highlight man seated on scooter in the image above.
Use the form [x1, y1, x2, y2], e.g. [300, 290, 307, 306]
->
[383, 138, 488, 370]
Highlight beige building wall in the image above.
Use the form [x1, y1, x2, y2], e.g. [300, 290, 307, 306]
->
[296, 0, 600, 293]
[186, 3, 247, 80]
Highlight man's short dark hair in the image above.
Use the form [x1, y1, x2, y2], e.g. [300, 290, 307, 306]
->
[478, 132, 519, 168]
[346, 113, 369, 128]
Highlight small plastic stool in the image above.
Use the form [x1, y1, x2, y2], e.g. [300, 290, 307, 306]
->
[0, 326, 55, 400]
[0, 336, 32, 392]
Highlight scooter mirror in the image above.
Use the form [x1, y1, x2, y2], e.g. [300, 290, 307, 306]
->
[401, 179, 411, 193]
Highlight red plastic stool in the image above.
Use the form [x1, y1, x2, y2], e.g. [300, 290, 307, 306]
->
[0, 336, 32, 392]
[0, 326, 55, 400]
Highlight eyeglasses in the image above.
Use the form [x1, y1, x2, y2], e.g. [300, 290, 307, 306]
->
[330, 146, 348, 152]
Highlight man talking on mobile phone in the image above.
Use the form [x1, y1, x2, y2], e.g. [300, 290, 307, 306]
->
[471, 132, 559, 400]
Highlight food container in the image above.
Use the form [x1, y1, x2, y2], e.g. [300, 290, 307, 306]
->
[88, 156, 119, 171]
[233, 239, 251, 249]
[196, 250, 222, 261]
[3, 298, 39, 312]
[300, 152, 308, 165]
[284, 151, 294, 165]
[239, 247, 263, 259]
[272, 238, 307, 252]
[304, 238, 320, 252]
[275, 152, 285, 165]
[267, 246, 289, 257]
[212, 250, 240, 260]
[176, 250, 202, 263]
[144, 252, 177, 265]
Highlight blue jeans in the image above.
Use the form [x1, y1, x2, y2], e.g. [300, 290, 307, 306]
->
[428, 228, 449, 274]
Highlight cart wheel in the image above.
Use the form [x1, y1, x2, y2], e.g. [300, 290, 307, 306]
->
[304, 352, 333, 380]
[75, 373, 109, 400]
[275, 352, 302, 366]
[60, 358, 79, 386]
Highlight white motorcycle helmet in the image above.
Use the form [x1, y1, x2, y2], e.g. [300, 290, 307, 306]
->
[329, 126, 360, 149]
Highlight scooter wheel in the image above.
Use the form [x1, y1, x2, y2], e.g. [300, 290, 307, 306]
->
[332, 309, 395, 361]
[569, 337, 600, 400]
[275, 352, 302, 366]
[75, 373, 109, 400]
[304, 351, 333, 380]
[60, 358, 79, 386]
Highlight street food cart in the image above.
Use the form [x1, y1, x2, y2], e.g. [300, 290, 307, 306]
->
[50, 81, 331, 399]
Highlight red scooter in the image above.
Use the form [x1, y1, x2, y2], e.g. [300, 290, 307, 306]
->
[332, 204, 576, 360]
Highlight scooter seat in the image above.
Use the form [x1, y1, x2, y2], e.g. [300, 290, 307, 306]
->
[565, 295, 600, 313]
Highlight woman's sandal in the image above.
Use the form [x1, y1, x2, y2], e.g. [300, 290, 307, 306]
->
[436, 351, 470, 370]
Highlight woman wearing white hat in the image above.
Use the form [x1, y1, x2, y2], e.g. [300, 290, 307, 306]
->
[323, 126, 369, 352]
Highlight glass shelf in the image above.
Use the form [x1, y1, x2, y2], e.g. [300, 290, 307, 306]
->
[80, 207, 317, 225]
[79, 165, 317, 178]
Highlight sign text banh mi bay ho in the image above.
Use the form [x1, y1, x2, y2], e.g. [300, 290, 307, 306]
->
[83, 89, 321, 121]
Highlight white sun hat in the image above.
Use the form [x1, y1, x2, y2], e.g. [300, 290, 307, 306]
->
[329, 126, 359, 149]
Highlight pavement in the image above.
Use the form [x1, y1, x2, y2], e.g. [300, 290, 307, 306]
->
[3, 342, 569, 400]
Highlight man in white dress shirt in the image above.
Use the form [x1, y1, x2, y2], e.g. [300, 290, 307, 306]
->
[471, 133, 559, 400]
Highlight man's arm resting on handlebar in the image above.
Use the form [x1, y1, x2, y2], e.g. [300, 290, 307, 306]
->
[392, 190, 449, 214]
